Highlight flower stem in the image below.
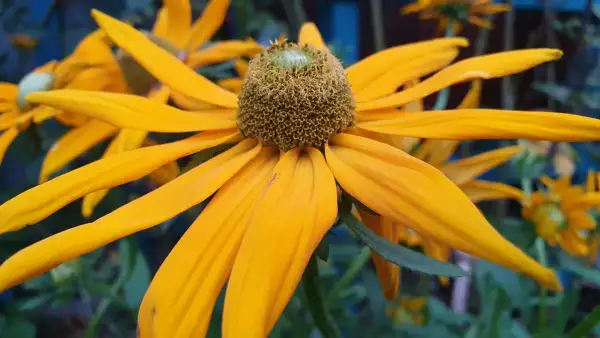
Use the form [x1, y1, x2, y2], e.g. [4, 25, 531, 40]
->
[534, 237, 548, 332]
[302, 254, 343, 338]
[433, 19, 455, 111]
[326, 246, 372, 304]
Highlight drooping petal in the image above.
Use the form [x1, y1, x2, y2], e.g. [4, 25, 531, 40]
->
[92, 10, 238, 108]
[186, 0, 232, 51]
[468, 16, 493, 29]
[148, 160, 180, 186]
[325, 133, 561, 290]
[345, 38, 469, 94]
[138, 146, 278, 338]
[356, 49, 562, 111]
[27, 90, 237, 132]
[185, 40, 262, 69]
[358, 109, 600, 141]
[39, 120, 118, 183]
[0, 127, 19, 164]
[457, 80, 482, 109]
[0, 129, 241, 234]
[81, 129, 149, 218]
[223, 148, 338, 337]
[298, 23, 327, 50]
[0, 139, 261, 292]
[163, 0, 192, 48]
[357, 211, 400, 300]
[439, 145, 521, 186]
[354, 49, 459, 102]
[460, 180, 524, 203]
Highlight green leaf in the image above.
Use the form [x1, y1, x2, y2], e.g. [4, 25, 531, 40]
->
[124, 250, 151, 308]
[474, 260, 527, 308]
[567, 305, 600, 338]
[553, 288, 580, 334]
[0, 317, 36, 338]
[339, 195, 466, 278]
[15, 294, 52, 311]
[558, 251, 600, 285]
[428, 298, 472, 327]
[476, 285, 511, 338]
[532, 83, 573, 105]
[315, 237, 330, 262]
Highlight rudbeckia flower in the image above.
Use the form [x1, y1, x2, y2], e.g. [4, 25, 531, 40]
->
[39, 0, 263, 217]
[402, 0, 510, 34]
[0, 30, 126, 165]
[521, 173, 600, 256]
[6, 12, 600, 337]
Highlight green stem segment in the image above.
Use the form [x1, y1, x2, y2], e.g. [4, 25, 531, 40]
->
[433, 19, 455, 111]
[302, 254, 343, 338]
[567, 304, 600, 338]
[534, 237, 548, 333]
[326, 246, 372, 305]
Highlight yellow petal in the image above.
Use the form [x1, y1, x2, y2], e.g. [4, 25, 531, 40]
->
[39, 120, 118, 183]
[163, 0, 192, 48]
[298, 23, 327, 50]
[473, 3, 511, 14]
[345, 38, 469, 94]
[457, 80, 482, 109]
[412, 140, 460, 167]
[92, 10, 238, 108]
[138, 146, 278, 338]
[357, 211, 400, 300]
[401, 2, 427, 14]
[185, 0, 232, 51]
[468, 16, 493, 29]
[0, 129, 241, 234]
[354, 49, 459, 102]
[27, 90, 237, 132]
[170, 90, 219, 110]
[460, 180, 524, 203]
[358, 109, 600, 141]
[223, 148, 337, 336]
[567, 211, 596, 230]
[587, 170, 596, 193]
[356, 49, 562, 111]
[0, 127, 19, 164]
[185, 40, 262, 69]
[325, 133, 561, 290]
[152, 8, 169, 38]
[0, 139, 260, 292]
[234, 60, 249, 77]
[217, 78, 244, 94]
[420, 236, 451, 285]
[81, 129, 148, 218]
[0, 83, 18, 103]
[439, 145, 521, 186]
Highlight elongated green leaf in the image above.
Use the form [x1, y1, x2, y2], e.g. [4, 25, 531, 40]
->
[339, 195, 466, 278]
[558, 251, 600, 285]
[568, 305, 600, 338]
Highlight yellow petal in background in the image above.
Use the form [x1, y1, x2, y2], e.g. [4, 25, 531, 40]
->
[358, 109, 600, 141]
[457, 80, 482, 109]
[27, 90, 237, 132]
[460, 180, 524, 203]
[0, 127, 19, 164]
[234, 60, 249, 77]
[92, 10, 238, 108]
[163, 0, 192, 48]
[439, 145, 521, 186]
[0, 129, 241, 234]
[186, 0, 232, 51]
[186, 40, 263, 69]
[346, 38, 469, 94]
[151, 8, 169, 39]
[40, 120, 118, 183]
[298, 23, 328, 50]
[0, 139, 260, 293]
[223, 148, 337, 337]
[217, 78, 244, 94]
[138, 146, 278, 338]
[357, 211, 400, 300]
[325, 133, 561, 290]
[357, 49, 562, 111]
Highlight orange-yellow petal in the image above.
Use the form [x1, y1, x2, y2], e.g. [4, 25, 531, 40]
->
[217, 78, 244, 94]
[0, 127, 19, 164]
[457, 80, 482, 109]
[346, 38, 469, 94]
[298, 23, 328, 50]
[223, 148, 337, 337]
[92, 10, 238, 108]
[325, 133, 561, 290]
[138, 146, 278, 338]
[152, 8, 169, 39]
[163, 0, 192, 48]
[468, 16, 493, 29]
[185, 40, 262, 69]
[356, 49, 562, 111]
[357, 109, 600, 141]
[439, 145, 521, 186]
[0, 83, 18, 103]
[0, 129, 241, 234]
[460, 180, 524, 203]
[185, 0, 232, 51]
[234, 60, 249, 77]
[357, 211, 400, 300]
[0, 139, 260, 292]
[472, 3, 511, 14]
[27, 90, 237, 132]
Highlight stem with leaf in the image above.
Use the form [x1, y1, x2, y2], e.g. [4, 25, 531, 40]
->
[433, 19, 455, 110]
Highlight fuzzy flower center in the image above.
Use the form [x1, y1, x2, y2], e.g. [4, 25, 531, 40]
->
[236, 41, 356, 151]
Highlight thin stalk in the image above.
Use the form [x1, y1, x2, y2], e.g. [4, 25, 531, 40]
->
[433, 19, 455, 110]
[326, 246, 371, 304]
[542, 0, 558, 111]
[370, 0, 386, 51]
[534, 237, 548, 333]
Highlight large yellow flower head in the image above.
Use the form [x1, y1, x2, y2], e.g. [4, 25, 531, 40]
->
[522, 173, 600, 256]
[37, 0, 263, 218]
[6, 8, 600, 337]
[402, 0, 510, 34]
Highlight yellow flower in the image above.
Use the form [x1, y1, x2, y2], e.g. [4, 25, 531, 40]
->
[38, 0, 263, 218]
[402, 0, 510, 34]
[387, 296, 428, 325]
[7, 11, 600, 337]
[522, 173, 600, 256]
